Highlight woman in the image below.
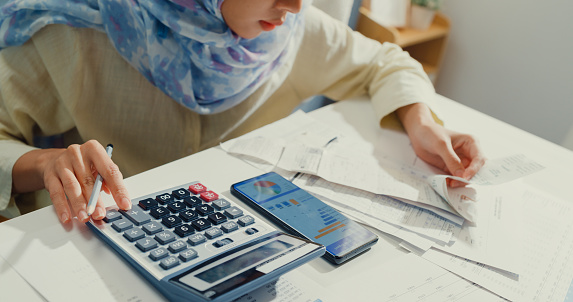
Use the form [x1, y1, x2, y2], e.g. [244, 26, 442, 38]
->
[0, 0, 485, 223]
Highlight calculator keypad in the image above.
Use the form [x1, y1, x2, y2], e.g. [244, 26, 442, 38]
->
[98, 182, 263, 274]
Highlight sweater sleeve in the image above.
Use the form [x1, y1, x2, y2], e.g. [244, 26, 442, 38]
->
[0, 26, 76, 211]
[290, 6, 439, 125]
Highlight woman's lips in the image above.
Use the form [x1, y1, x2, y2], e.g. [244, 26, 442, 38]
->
[259, 20, 282, 31]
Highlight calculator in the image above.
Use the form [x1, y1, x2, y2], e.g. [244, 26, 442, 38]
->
[86, 181, 325, 302]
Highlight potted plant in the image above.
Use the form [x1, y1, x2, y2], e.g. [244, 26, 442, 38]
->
[410, 0, 444, 30]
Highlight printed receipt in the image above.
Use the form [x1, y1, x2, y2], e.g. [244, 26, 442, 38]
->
[422, 187, 573, 302]
[429, 154, 545, 221]
[224, 130, 544, 223]
[233, 270, 330, 302]
[350, 253, 507, 302]
[221, 110, 544, 223]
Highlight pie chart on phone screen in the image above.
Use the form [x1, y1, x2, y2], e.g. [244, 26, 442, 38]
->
[253, 181, 281, 196]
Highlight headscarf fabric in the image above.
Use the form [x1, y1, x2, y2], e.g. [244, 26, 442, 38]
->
[0, 0, 306, 114]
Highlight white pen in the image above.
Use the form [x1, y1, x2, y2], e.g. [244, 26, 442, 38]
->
[86, 144, 114, 216]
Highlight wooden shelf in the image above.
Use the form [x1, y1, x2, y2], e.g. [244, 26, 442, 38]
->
[394, 17, 449, 47]
[356, 6, 451, 84]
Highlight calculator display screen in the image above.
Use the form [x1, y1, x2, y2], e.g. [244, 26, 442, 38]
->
[194, 240, 293, 283]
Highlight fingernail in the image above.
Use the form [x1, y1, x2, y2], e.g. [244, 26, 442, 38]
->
[93, 207, 105, 220]
[78, 210, 89, 222]
[60, 212, 70, 223]
[122, 198, 132, 210]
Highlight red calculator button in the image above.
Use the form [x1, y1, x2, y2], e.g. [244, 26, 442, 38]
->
[189, 183, 207, 194]
[200, 191, 219, 202]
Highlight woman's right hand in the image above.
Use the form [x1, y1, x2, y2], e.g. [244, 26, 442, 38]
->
[12, 140, 131, 223]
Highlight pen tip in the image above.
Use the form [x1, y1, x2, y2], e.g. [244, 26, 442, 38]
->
[86, 206, 95, 216]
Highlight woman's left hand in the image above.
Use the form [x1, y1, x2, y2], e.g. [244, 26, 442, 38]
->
[396, 103, 486, 187]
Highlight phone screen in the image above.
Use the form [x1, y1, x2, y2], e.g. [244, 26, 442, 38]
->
[232, 172, 377, 258]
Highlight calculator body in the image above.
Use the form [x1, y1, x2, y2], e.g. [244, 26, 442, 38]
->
[87, 181, 324, 302]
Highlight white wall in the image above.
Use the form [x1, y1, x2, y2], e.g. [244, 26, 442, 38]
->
[313, 0, 354, 24]
[436, 0, 573, 147]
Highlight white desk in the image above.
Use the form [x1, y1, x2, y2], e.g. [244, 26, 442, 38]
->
[1, 96, 572, 301]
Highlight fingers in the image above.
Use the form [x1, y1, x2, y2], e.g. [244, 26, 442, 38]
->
[88, 143, 132, 211]
[60, 166, 90, 222]
[448, 133, 486, 187]
[410, 125, 485, 188]
[45, 173, 71, 224]
[433, 138, 465, 178]
[43, 140, 130, 223]
[44, 148, 91, 223]
[69, 144, 95, 222]
[462, 156, 487, 180]
[449, 178, 468, 188]
[101, 181, 111, 195]
[441, 152, 469, 188]
[452, 134, 486, 180]
[92, 197, 107, 221]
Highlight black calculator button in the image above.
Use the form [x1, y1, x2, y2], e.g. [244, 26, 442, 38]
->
[174, 224, 195, 237]
[155, 193, 174, 204]
[160, 256, 180, 270]
[183, 196, 202, 208]
[179, 210, 199, 222]
[191, 218, 211, 231]
[138, 198, 158, 210]
[121, 208, 152, 226]
[245, 228, 258, 235]
[112, 219, 133, 232]
[208, 212, 227, 225]
[123, 228, 146, 242]
[172, 188, 190, 199]
[136, 238, 158, 252]
[196, 205, 215, 216]
[155, 230, 176, 245]
[187, 234, 206, 246]
[103, 209, 122, 223]
[149, 247, 169, 261]
[162, 215, 183, 228]
[150, 207, 170, 219]
[179, 249, 198, 262]
[167, 201, 186, 213]
[142, 222, 163, 235]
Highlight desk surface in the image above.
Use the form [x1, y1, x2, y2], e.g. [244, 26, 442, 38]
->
[1, 96, 572, 301]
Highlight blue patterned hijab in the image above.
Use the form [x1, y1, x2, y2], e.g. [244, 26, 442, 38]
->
[0, 0, 306, 114]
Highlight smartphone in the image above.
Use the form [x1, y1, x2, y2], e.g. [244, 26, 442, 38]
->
[231, 172, 378, 264]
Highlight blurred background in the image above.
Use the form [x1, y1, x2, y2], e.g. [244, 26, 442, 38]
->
[312, 0, 573, 151]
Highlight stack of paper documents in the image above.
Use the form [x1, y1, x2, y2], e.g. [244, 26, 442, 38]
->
[221, 110, 573, 302]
